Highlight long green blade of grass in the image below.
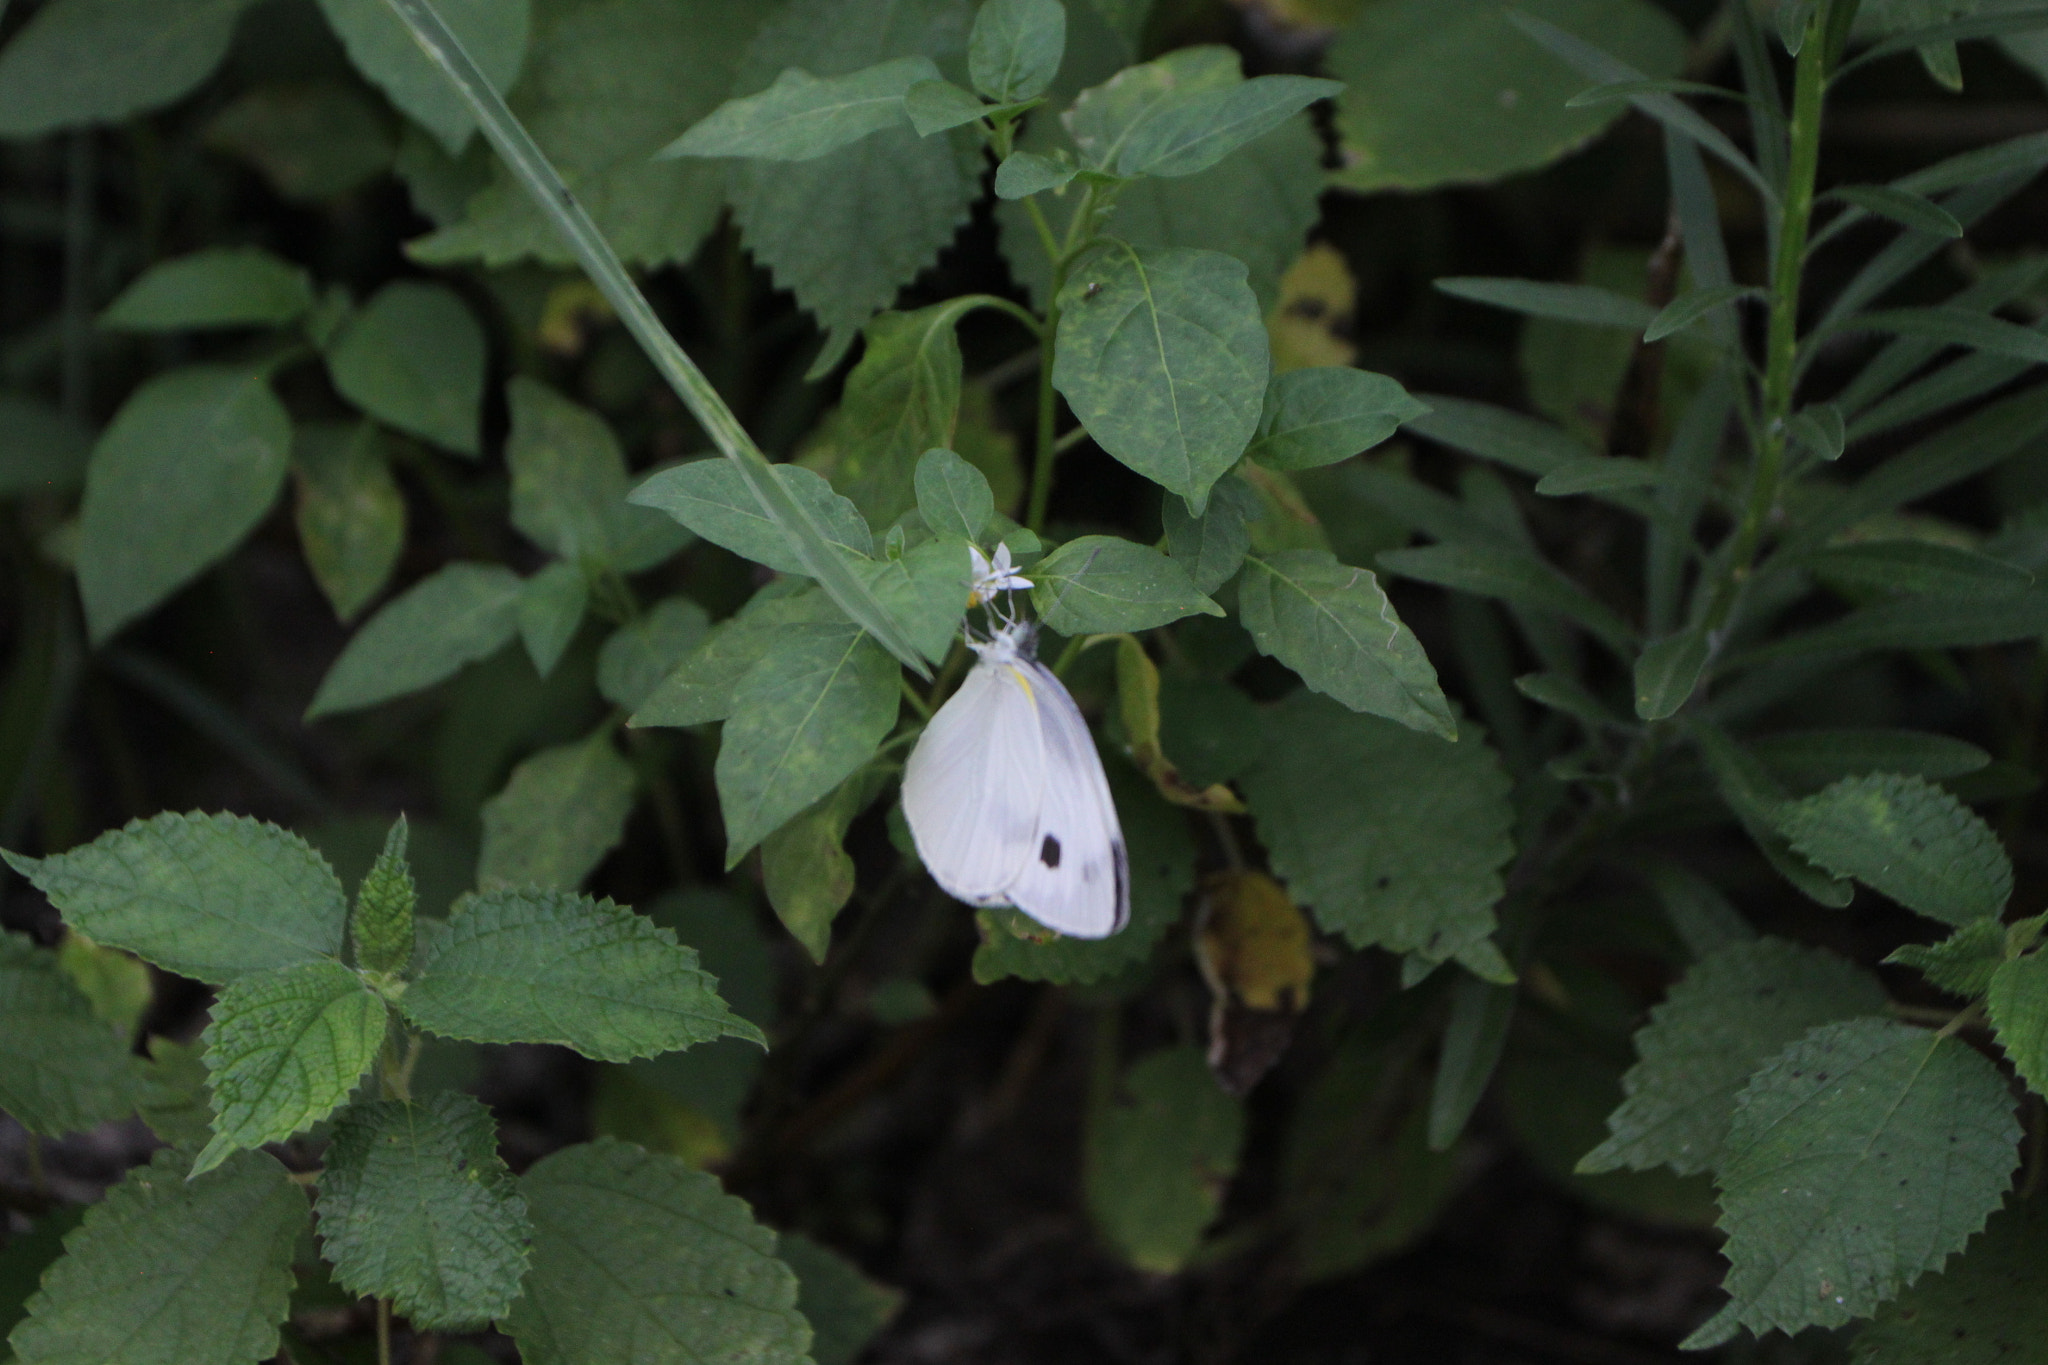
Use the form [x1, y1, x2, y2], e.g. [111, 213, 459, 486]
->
[378, 0, 932, 676]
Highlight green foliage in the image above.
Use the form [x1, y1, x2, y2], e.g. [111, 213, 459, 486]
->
[598, 598, 712, 710]
[761, 777, 870, 963]
[1249, 368, 1428, 472]
[1776, 773, 2013, 924]
[0, 393, 89, 496]
[400, 888, 765, 1060]
[1030, 534, 1222, 634]
[316, 1092, 531, 1329]
[818, 302, 971, 528]
[307, 562, 524, 717]
[0, 932, 138, 1136]
[507, 378, 692, 572]
[477, 729, 638, 891]
[0, 0, 253, 136]
[631, 461, 871, 574]
[314, 0, 530, 155]
[1852, 1196, 2048, 1365]
[350, 816, 417, 976]
[914, 447, 995, 542]
[325, 281, 486, 457]
[1987, 949, 2048, 1097]
[99, 248, 313, 331]
[776, 1233, 902, 1365]
[1086, 1047, 1245, 1272]
[662, 56, 941, 161]
[8, 1148, 304, 1365]
[1886, 918, 2011, 998]
[970, 0, 1066, 102]
[293, 422, 407, 622]
[519, 561, 590, 678]
[504, 1139, 812, 1365]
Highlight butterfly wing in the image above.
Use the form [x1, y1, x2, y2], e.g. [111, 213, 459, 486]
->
[902, 655, 1047, 906]
[1001, 657, 1129, 939]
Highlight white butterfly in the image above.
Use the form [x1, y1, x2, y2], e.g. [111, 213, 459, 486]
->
[901, 553, 1129, 939]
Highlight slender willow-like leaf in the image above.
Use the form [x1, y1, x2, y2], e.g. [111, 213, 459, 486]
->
[376, 0, 931, 676]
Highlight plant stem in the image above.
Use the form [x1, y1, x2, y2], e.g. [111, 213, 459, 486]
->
[1026, 184, 1104, 533]
[376, 1298, 393, 1365]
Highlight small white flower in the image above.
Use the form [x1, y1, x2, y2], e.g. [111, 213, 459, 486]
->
[968, 543, 1033, 606]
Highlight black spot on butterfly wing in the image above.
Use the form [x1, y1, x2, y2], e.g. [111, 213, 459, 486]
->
[1039, 834, 1061, 868]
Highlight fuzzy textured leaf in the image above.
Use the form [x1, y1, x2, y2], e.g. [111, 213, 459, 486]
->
[1776, 773, 2012, 925]
[1852, 1196, 2048, 1365]
[815, 302, 969, 529]
[0, 933, 138, 1136]
[969, 0, 1065, 101]
[1987, 950, 2048, 1098]
[661, 57, 938, 160]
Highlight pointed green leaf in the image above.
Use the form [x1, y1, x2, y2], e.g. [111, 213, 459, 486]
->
[848, 536, 971, 664]
[0, 0, 254, 137]
[478, 730, 638, 892]
[1163, 474, 1257, 595]
[630, 589, 845, 730]
[507, 379, 691, 573]
[1066, 45, 1240, 169]
[504, 1139, 811, 1365]
[1888, 919, 2012, 999]
[660, 57, 939, 161]
[777, 1233, 902, 1365]
[1535, 455, 1660, 495]
[3, 812, 345, 982]
[1030, 534, 1222, 634]
[970, 0, 1066, 102]
[194, 959, 385, 1175]
[994, 147, 1075, 197]
[761, 778, 868, 965]
[1695, 726, 1854, 908]
[293, 421, 406, 623]
[1744, 589, 2048, 662]
[1054, 244, 1269, 514]
[1853, 1196, 2048, 1365]
[1751, 729, 1991, 794]
[326, 282, 485, 457]
[1402, 393, 1591, 478]
[518, 561, 588, 679]
[1379, 543, 1638, 652]
[1436, 277, 1658, 329]
[313, 0, 529, 155]
[1248, 367, 1427, 472]
[1988, 950, 2048, 1097]
[815, 302, 969, 530]
[1803, 540, 2033, 598]
[1832, 184, 1965, 238]
[308, 562, 523, 717]
[1116, 74, 1341, 179]
[1850, 305, 2048, 367]
[1688, 1019, 2021, 1347]
[1085, 1047, 1244, 1273]
[77, 365, 290, 643]
[913, 447, 994, 543]
[1776, 773, 2012, 925]
[630, 460, 871, 576]
[0, 932, 138, 1137]
[203, 81, 396, 203]
[349, 816, 416, 977]
[1239, 550, 1453, 737]
[7, 1148, 304, 1365]
[598, 598, 712, 711]
[401, 888, 764, 1061]
[100, 248, 313, 331]
[1644, 284, 1758, 342]
[317, 1092, 531, 1330]
[1633, 628, 1707, 720]
[1428, 974, 1516, 1151]
[903, 78, 987, 136]
[1579, 939, 1886, 1177]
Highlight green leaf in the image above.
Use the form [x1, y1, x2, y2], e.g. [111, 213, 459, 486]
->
[4, 812, 345, 983]
[1248, 367, 1427, 473]
[77, 365, 290, 644]
[349, 816, 416, 977]
[326, 282, 484, 457]
[1163, 474, 1257, 595]
[1326, 0, 1685, 193]
[1117, 74, 1341, 179]
[716, 623, 900, 865]
[1803, 540, 2033, 598]
[0, 1209, 83, 1350]
[402, 888, 764, 1060]
[409, 0, 766, 269]
[7, 1148, 304, 1365]
[903, 78, 988, 137]
[913, 447, 993, 542]
[598, 598, 712, 711]
[316, 1092, 531, 1330]
[0, 932, 138, 1137]
[507, 379, 692, 573]
[1238, 549, 1453, 738]
[1776, 773, 2012, 925]
[1534, 455, 1660, 495]
[1030, 534, 1223, 634]
[1436, 276, 1658, 330]
[660, 56, 940, 161]
[0, 0, 253, 137]
[56, 934, 152, 1034]
[99, 248, 313, 331]
[848, 536, 971, 664]
[994, 147, 1075, 197]
[817, 302, 970, 530]
[1063, 44, 1236, 167]
[1852, 1196, 2048, 1365]
[203, 80, 396, 202]
[762, 776, 873, 964]
[504, 1139, 811, 1365]
[1243, 692, 1513, 969]
[293, 421, 405, 623]
[629, 589, 845, 729]
[1085, 1047, 1244, 1273]
[1644, 283, 1758, 342]
[135, 1036, 214, 1151]
[1514, 670, 1626, 730]
[1402, 393, 1592, 479]
[1379, 543, 1639, 652]
[1695, 725, 1854, 908]
[314, 0, 529, 154]
[1579, 939, 1886, 1177]
[518, 562, 588, 678]
[1428, 974, 1516, 1151]
[630, 460, 871, 576]
[478, 730, 638, 893]
[1688, 1019, 2022, 1348]
[193, 959, 385, 1175]
[1831, 183, 1965, 238]
[1850, 305, 2048, 367]
[0, 392, 90, 497]
[1747, 589, 2048, 662]
[970, 0, 1065, 102]
[1988, 950, 2048, 1097]
[307, 562, 524, 717]
[1887, 919, 2012, 999]
[1054, 244, 1267, 513]
[1633, 629, 1707, 721]
[776, 1234, 902, 1365]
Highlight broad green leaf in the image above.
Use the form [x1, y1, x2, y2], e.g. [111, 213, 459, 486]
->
[1832, 184, 1965, 238]
[99, 248, 313, 331]
[478, 731, 637, 893]
[1402, 393, 1591, 478]
[1853, 1197, 2048, 1365]
[193, 959, 385, 1175]
[1031, 534, 1223, 634]
[307, 562, 523, 717]
[630, 589, 845, 729]
[504, 1139, 811, 1365]
[969, 0, 1065, 101]
[1988, 950, 2048, 1097]
[1535, 455, 1660, 495]
[1436, 277, 1658, 330]
[1163, 474, 1257, 595]
[1428, 974, 1516, 1150]
[349, 816, 415, 977]
[136, 1036, 213, 1151]
[1064, 44, 1240, 169]
[971, 758, 1197, 984]
[1243, 692, 1513, 969]
[1054, 244, 1268, 513]
[1247, 367, 1427, 472]
[1085, 1047, 1244, 1273]
[1239, 550, 1454, 737]
[660, 56, 940, 161]
[1380, 543, 1638, 652]
[326, 282, 485, 457]
[410, 0, 767, 269]
[814, 301, 969, 529]
[1688, 1019, 2021, 1347]
[203, 81, 396, 202]
[293, 421, 405, 623]
[317, 1092, 531, 1329]
[402, 888, 764, 1060]
[1776, 773, 2011, 925]
[1579, 939, 1886, 1177]
[629, 460, 871, 576]
[1887, 919, 2011, 999]
[849, 536, 971, 664]
[0, 0, 254, 136]
[598, 598, 712, 711]
[716, 623, 900, 864]
[56, 934, 152, 1034]
[1803, 540, 2033, 598]
[761, 779, 866, 965]
[7, 1148, 303, 1365]
[1633, 629, 1707, 720]
[314, 0, 529, 154]
[1326, 0, 1685, 193]
[507, 379, 692, 573]
[776, 1234, 902, 1365]
[903, 78, 986, 136]
[994, 147, 1075, 197]
[913, 447, 993, 542]
[1116, 74, 1340, 179]
[1746, 589, 2048, 662]
[0, 1209, 83, 1350]
[0, 392, 90, 497]
[3, 812, 345, 983]
[518, 561, 588, 678]
[77, 365, 290, 643]
[1850, 305, 2048, 366]
[0, 932, 138, 1137]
